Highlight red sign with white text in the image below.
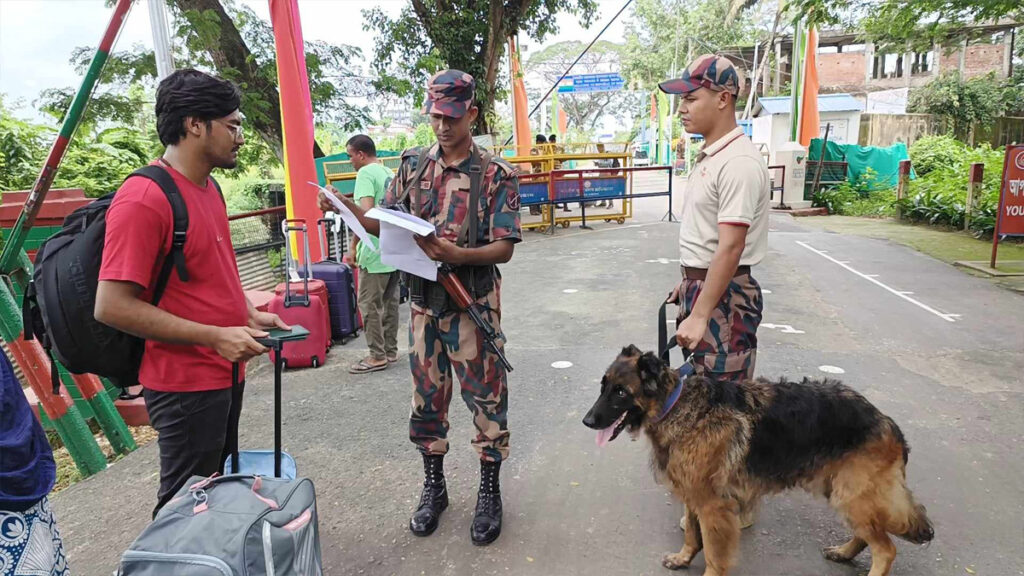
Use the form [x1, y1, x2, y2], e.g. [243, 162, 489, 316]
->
[997, 145, 1024, 236]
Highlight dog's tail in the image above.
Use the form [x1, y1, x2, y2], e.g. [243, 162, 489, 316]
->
[885, 421, 934, 544]
[894, 499, 934, 544]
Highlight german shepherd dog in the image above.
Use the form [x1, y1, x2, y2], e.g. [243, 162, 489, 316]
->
[583, 346, 933, 576]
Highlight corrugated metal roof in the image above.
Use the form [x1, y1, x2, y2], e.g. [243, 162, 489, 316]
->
[756, 93, 864, 115]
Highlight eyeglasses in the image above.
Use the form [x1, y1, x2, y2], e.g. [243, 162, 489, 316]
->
[215, 119, 244, 139]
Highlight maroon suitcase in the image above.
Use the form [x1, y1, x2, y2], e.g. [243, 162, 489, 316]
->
[268, 220, 329, 369]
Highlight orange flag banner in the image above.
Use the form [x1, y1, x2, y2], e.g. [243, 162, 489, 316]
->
[798, 26, 820, 148]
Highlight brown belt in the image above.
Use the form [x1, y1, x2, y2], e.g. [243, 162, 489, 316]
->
[681, 265, 750, 281]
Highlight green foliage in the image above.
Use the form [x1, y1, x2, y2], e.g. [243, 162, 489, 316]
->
[374, 124, 436, 154]
[862, 0, 1022, 51]
[621, 0, 760, 91]
[908, 135, 965, 176]
[0, 98, 50, 193]
[47, 1, 368, 169]
[1, 98, 155, 197]
[900, 139, 1007, 236]
[266, 248, 282, 272]
[907, 72, 1008, 136]
[218, 177, 284, 213]
[813, 168, 895, 217]
[1001, 67, 1024, 117]
[54, 132, 150, 198]
[182, 3, 370, 132]
[363, 0, 596, 134]
[791, 0, 1021, 51]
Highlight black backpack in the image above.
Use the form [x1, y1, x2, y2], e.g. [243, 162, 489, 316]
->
[22, 165, 217, 397]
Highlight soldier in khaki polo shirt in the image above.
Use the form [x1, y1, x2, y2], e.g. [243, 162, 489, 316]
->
[662, 54, 770, 384]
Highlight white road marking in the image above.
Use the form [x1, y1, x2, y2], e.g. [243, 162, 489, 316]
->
[761, 323, 806, 334]
[796, 241, 958, 322]
[551, 361, 574, 369]
[818, 365, 846, 374]
[762, 289, 773, 294]
[563, 289, 579, 294]
[644, 258, 673, 264]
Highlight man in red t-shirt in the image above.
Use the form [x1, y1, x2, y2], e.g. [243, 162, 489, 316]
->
[95, 69, 287, 516]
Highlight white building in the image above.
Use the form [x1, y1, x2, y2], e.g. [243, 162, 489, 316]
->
[751, 94, 864, 156]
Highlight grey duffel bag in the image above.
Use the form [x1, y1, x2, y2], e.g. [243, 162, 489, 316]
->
[117, 474, 322, 575]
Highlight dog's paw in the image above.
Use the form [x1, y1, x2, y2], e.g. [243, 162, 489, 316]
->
[822, 545, 853, 563]
[662, 552, 692, 570]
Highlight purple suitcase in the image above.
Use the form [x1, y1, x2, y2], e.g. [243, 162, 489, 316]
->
[299, 218, 360, 343]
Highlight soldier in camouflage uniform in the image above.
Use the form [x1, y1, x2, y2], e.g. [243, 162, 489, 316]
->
[659, 54, 768, 385]
[660, 55, 770, 529]
[320, 70, 520, 546]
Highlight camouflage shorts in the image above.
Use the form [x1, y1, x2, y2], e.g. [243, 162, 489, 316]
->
[677, 270, 763, 382]
[408, 290, 509, 463]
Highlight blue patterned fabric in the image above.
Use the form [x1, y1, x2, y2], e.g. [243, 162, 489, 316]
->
[0, 497, 69, 576]
[0, 351, 54, 512]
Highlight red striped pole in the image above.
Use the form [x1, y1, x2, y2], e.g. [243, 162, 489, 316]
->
[0, 0, 134, 281]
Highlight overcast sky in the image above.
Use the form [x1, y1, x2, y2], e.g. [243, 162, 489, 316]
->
[0, 0, 629, 121]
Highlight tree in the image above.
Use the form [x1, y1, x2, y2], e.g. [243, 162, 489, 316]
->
[620, 0, 761, 91]
[363, 0, 597, 136]
[41, 0, 369, 167]
[791, 0, 1022, 51]
[907, 72, 1007, 141]
[0, 97, 158, 197]
[0, 97, 50, 193]
[526, 40, 640, 134]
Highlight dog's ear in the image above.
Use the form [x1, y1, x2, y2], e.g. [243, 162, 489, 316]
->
[621, 344, 642, 358]
[637, 352, 663, 397]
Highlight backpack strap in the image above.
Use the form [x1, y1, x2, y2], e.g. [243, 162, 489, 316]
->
[398, 147, 433, 215]
[209, 175, 225, 205]
[127, 165, 191, 305]
[458, 145, 493, 249]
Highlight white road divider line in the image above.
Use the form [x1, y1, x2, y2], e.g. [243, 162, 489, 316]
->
[796, 241, 958, 323]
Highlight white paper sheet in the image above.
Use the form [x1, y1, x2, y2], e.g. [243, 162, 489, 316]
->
[366, 207, 436, 236]
[308, 182, 377, 251]
[377, 221, 438, 281]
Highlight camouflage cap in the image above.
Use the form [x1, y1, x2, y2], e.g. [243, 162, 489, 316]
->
[658, 54, 741, 96]
[422, 69, 476, 118]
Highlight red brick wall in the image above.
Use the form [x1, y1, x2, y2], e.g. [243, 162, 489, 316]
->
[817, 52, 866, 90]
[964, 44, 1005, 78]
[938, 44, 1007, 78]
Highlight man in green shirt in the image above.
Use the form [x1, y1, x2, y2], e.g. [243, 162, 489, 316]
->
[346, 134, 400, 373]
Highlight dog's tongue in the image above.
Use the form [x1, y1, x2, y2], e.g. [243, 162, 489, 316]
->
[595, 413, 627, 448]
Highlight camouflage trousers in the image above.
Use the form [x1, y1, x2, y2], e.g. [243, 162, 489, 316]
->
[408, 291, 509, 463]
[677, 269, 763, 383]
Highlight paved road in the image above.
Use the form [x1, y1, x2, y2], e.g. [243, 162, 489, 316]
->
[53, 198, 1023, 576]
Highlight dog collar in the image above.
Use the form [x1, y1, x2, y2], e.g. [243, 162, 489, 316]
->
[651, 363, 694, 424]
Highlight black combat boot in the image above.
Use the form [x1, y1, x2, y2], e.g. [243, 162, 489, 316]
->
[470, 460, 502, 545]
[409, 454, 448, 537]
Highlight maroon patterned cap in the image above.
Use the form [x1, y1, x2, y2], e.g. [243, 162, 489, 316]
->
[422, 69, 476, 118]
[659, 54, 741, 96]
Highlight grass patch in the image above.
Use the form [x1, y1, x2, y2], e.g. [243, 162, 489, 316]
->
[797, 215, 1024, 292]
[799, 216, 1024, 262]
[51, 425, 158, 493]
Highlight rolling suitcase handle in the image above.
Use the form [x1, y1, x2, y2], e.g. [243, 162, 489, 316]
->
[316, 217, 338, 263]
[281, 219, 312, 308]
[228, 346, 285, 478]
[230, 363, 240, 474]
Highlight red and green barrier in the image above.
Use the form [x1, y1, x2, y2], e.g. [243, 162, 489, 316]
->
[0, 0, 136, 478]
